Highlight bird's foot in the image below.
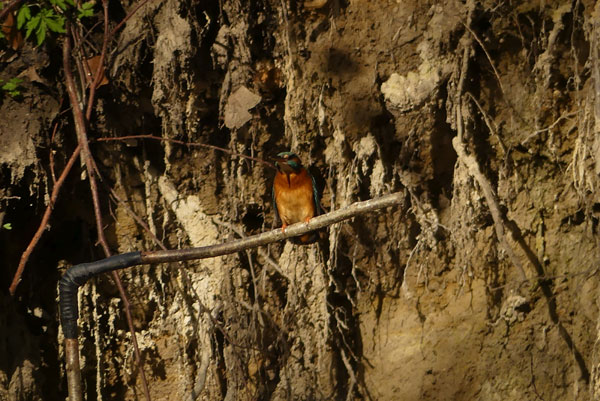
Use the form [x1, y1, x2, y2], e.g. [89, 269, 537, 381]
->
[281, 224, 288, 232]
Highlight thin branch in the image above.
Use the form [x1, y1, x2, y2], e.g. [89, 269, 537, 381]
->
[85, 0, 110, 121]
[466, 92, 508, 155]
[97, 134, 276, 169]
[49, 121, 61, 184]
[64, 28, 110, 257]
[60, 192, 406, 337]
[521, 111, 576, 145]
[107, 187, 166, 251]
[8, 145, 82, 296]
[462, 22, 506, 98]
[109, 0, 155, 38]
[70, 28, 89, 103]
[0, 0, 22, 22]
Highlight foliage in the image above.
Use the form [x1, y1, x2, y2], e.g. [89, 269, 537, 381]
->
[77, 1, 95, 18]
[18, 5, 65, 45]
[0, 77, 23, 97]
[13, 0, 96, 46]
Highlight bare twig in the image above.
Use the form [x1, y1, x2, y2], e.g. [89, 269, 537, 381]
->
[8, 145, 82, 296]
[521, 111, 576, 145]
[466, 92, 508, 155]
[85, 0, 110, 120]
[64, 338, 83, 400]
[107, 187, 166, 251]
[97, 134, 276, 169]
[60, 192, 405, 401]
[49, 122, 61, 184]
[70, 28, 89, 102]
[109, 0, 155, 38]
[462, 22, 506, 98]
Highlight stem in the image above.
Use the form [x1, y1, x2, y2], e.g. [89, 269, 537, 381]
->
[9, 145, 82, 296]
[63, 22, 152, 401]
[64, 338, 83, 401]
[85, 0, 109, 120]
[109, 0, 155, 38]
[97, 134, 276, 169]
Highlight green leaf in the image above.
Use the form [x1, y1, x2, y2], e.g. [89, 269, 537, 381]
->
[17, 5, 31, 29]
[2, 223, 12, 230]
[45, 15, 65, 33]
[2, 77, 23, 92]
[78, 1, 95, 18]
[36, 19, 46, 46]
[25, 15, 41, 39]
[50, 0, 69, 11]
[1, 78, 23, 97]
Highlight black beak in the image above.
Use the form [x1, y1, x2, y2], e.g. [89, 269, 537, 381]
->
[272, 156, 295, 174]
[271, 156, 287, 163]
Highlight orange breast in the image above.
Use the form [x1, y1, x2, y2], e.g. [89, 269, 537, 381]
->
[274, 169, 316, 226]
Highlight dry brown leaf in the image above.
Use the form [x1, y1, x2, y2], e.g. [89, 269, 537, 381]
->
[18, 66, 45, 85]
[84, 55, 109, 87]
[1, 12, 23, 51]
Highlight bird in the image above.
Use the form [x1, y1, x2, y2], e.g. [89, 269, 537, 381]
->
[272, 151, 321, 244]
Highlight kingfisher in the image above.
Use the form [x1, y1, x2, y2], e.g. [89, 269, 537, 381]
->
[272, 151, 321, 244]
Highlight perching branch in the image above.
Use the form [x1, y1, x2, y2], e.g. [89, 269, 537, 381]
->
[59, 191, 405, 336]
[143, 191, 404, 263]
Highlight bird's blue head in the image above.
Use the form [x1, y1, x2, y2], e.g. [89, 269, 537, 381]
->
[274, 152, 303, 173]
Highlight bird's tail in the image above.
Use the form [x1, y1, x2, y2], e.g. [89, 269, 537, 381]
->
[291, 232, 319, 245]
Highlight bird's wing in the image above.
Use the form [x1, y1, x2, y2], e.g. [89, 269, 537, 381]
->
[310, 171, 321, 216]
[272, 184, 281, 224]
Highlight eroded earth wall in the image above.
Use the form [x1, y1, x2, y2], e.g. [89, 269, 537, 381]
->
[1, 0, 599, 400]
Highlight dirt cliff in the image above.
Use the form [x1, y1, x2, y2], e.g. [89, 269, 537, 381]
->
[1, 0, 599, 400]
